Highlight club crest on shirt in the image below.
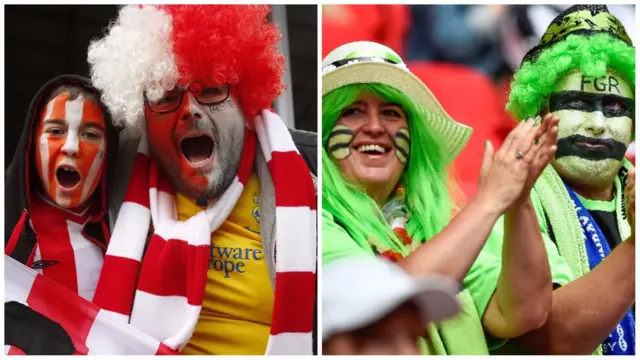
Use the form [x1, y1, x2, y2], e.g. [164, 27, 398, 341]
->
[252, 194, 260, 224]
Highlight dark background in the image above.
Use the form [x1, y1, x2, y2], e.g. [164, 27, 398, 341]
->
[4, 5, 317, 165]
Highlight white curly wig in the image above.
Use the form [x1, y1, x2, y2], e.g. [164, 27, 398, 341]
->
[88, 5, 179, 128]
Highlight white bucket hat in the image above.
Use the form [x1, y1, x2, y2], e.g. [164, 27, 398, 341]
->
[322, 256, 461, 342]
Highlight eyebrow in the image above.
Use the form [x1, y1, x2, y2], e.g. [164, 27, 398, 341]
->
[43, 118, 105, 131]
[82, 121, 105, 131]
[43, 119, 65, 126]
[350, 100, 402, 107]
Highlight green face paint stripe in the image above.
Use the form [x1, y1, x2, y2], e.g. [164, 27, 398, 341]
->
[328, 142, 350, 152]
[331, 124, 351, 131]
[330, 128, 355, 136]
[396, 146, 409, 159]
[394, 128, 410, 164]
[395, 131, 410, 143]
[329, 134, 354, 145]
[327, 124, 354, 160]
[396, 150, 407, 164]
[394, 137, 410, 151]
[331, 148, 351, 160]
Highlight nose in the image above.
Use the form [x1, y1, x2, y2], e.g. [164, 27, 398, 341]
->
[180, 92, 204, 122]
[586, 111, 606, 136]
[61, 132, 79, 157]
[362, 112, 385, 136]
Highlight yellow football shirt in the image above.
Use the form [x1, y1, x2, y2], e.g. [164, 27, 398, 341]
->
[180, 172, 274, 355]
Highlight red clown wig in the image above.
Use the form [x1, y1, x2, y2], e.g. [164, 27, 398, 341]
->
[88, 5, 285, 127]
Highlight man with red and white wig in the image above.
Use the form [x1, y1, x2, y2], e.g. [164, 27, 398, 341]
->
[86, 5, 317, 355]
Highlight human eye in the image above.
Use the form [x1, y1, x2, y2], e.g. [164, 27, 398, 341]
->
[603, 96, 632, 118]
[82, 131, 99, 140]
[604, 99, 626, 112]
[567, 99, 587, 108]
[341, 107, 363, 117]
[46, 127, 65, 136]
[382, 108, 402, 117]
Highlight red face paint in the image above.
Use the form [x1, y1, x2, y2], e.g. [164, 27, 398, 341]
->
[35, 94, 106, 209]
[145, 92, 210, 192]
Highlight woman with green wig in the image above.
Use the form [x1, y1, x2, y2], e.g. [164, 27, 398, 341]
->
[321, 40, 561, 354]
[497, 5, 636, 355]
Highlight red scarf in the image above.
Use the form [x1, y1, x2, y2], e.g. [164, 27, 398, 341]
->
[28, 194, 106, 301]
[93, 110, 316, 354]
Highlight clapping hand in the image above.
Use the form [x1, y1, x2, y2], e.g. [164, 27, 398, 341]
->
[476, 114, 559, 214]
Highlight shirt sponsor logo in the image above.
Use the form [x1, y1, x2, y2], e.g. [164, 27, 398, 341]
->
[209, 245, 264, 278]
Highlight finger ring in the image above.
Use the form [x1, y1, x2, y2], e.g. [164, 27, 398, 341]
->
[516, 151, 524, 160]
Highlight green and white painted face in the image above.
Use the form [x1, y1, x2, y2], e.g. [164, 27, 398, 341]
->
[549, 70, 634, 188]
[394, 128, 410, 164]
[328, 94, 409, 191]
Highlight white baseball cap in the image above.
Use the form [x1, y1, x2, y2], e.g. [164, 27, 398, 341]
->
[322, 256, 461, 342]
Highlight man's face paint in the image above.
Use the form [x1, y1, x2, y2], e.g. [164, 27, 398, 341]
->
[35, 93, 106, 209]
[144, 88, 245, 200]
[549, 70, 634, 187]
[330, 93, 409, 189]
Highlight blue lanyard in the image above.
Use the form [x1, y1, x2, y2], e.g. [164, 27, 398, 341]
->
[565, 184, 635, 355]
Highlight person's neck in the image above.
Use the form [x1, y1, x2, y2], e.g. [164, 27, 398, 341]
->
[36, 192, 92, 223]
[567, 181, 614, 201]
[363, 183, 396, 208]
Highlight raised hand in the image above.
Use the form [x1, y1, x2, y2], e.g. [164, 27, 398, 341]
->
[476, 118, 551, 214]
[517, 113, 560, 203]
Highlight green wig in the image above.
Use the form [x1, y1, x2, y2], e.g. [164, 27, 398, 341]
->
[322, 83, 454, 254]
[507, 33, 635, 121]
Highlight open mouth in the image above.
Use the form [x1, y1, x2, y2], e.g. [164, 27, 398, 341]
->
[56, 166, 81, 189]
[180, 134, 214, 164]
[575, 140, 609, 150]
[355, 144, 391, 155]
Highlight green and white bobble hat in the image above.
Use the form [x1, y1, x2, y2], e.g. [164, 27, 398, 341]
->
[322, 41, 472, 165]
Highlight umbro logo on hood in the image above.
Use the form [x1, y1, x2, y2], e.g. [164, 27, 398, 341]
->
[31, 260, 59, 270]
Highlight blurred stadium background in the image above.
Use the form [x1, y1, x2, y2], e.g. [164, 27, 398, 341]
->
[323, 4, 636, 200]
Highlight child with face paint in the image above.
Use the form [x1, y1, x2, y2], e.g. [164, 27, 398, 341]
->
[322, 41, 561, 354]
[500, 5, 636, 355]
[86, 5, 317, 355]
[5, 75, 118, 301]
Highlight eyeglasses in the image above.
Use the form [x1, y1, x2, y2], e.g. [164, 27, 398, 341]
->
[145, 83, 231, 113]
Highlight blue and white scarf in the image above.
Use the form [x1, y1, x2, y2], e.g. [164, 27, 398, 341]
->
[566, 184, 635, 355]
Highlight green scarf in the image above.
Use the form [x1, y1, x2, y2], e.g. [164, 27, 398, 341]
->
[533, 158, 634, 356]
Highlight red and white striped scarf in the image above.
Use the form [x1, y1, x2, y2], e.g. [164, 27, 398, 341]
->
[27, 194, 106, 301]
[92, 110, 316, 354]
[5, 255, 178, 355]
